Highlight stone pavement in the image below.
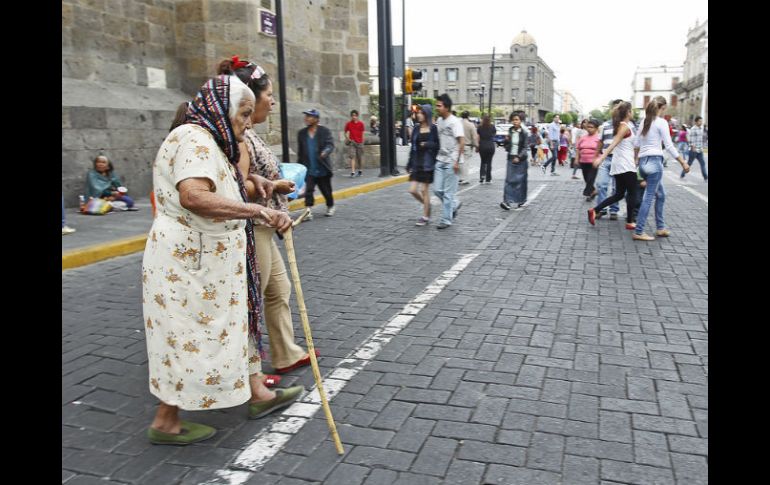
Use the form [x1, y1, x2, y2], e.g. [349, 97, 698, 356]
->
[62, 149, 708, 485]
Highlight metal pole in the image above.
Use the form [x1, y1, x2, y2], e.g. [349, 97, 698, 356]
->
[275, 0, 290, 163]
[401, 0, 407, 147]
[376, 0, 393, 177]
[488, 47, 495, 115]
[700, 38, 708, 123]
[385, 0, 398, 175]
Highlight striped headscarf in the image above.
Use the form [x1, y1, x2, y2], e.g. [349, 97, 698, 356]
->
[186, 75, 266, 359]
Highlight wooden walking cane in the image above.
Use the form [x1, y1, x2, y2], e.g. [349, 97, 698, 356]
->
[262, 208, 344, 454]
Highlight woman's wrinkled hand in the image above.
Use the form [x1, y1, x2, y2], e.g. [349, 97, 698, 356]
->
[273, 179, 296, 195]
[261, 207, 293, 233]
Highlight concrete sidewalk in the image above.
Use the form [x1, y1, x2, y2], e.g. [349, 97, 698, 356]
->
[62, 158, 410, 270]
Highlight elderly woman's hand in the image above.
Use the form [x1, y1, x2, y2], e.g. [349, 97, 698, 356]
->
[273, 179, 296, 195]
[261, 207, 293, 233]
[248, 173, 274, 200]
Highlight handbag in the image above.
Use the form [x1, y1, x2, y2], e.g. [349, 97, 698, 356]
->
[279, 163, 308, 200]
[84, 198, 113, 215]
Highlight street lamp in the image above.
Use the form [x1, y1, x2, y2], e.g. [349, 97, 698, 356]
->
[477, 83, 486, 116]
[511, 97, 516, 119]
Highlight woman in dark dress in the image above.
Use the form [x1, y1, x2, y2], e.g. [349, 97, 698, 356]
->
[477, 115, 497, 184]
[406, 104, 439, 226]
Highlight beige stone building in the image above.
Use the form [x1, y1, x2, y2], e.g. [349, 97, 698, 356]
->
[674, 19, 708, 126]
[62, 0, 370, 206]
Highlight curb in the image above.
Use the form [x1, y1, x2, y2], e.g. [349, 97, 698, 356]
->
[62, 174, 409, 271]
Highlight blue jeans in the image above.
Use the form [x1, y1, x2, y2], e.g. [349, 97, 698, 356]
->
[542, 140, 558, 172]
[635, 156, 666, 235]
[503, 157, 528, 205]
[683, 151, 707, 180]
[677, 141, 689, 161]
[433, 162, 459, 225]
[595, 158, 619, 214]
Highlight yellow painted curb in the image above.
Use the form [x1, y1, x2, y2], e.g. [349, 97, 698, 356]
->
[62, 175, 408, 270]
[62, 235, 148, 270]
[287, 174, 409, 211]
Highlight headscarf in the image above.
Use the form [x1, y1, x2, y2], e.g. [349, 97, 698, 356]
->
[185, 75, 266, 359]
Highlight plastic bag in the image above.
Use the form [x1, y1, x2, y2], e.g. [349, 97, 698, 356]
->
[85, 198, 113, 215]
[279, 163, 307, 200]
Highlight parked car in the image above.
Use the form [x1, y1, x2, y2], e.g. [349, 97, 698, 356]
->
[494, 123, 512, 146]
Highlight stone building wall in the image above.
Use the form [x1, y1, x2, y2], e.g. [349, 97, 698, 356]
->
[62, 0, 369, 207]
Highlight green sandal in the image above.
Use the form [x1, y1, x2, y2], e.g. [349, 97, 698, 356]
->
[147, 420, 216, 445]
[249, 386, 304, 419]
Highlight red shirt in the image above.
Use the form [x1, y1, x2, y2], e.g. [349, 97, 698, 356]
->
[345, 120, 365, 143]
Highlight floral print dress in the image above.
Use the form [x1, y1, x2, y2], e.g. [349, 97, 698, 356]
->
[142, 124, 259, 410]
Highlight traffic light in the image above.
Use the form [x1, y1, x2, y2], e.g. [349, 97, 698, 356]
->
[405, 68, 424, 94]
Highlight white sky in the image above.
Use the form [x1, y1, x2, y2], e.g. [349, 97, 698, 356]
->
[368, 0, 708, 112]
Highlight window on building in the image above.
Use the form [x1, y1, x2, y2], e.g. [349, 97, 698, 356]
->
[512, 88, 519, 100]
[644, 77, 652, 90]
[261, 0, 272, 8]
[493, 66, 503, 83]
[527, 66, 535, 81]
[643, 95, 650, 106]
[526, 88, 534, 103]
[433, 90, 439, 99]
[447, 88, 459, 100]
[671, 95, 678, 107]
[433, 69, 439, 82]
[512, 66, 520, 80]
[493, 88, 503, 102]
[446, 69, 458, 82]
[672, 77, 679, 89]
[468, 67, 480, 82]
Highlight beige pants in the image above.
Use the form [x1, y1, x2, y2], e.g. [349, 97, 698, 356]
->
[461, 146, 475, 180]
[253, 226, 307, 370]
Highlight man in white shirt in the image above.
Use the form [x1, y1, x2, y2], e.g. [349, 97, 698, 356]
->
[434, 94, 465, 229]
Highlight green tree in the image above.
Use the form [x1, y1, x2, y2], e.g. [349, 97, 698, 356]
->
[560, 113, 573, 125]
[589, 109, 606, 122]
[544, 112, 555, 123]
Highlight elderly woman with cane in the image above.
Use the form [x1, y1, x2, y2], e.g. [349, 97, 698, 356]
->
[143, 74, 302, 446]
[217, 57, 320, 383]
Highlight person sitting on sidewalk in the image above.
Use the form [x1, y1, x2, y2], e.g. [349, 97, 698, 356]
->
[86, 155, 138, 210]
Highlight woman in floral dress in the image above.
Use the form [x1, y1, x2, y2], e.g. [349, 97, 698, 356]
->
[143, 74, 299, 445]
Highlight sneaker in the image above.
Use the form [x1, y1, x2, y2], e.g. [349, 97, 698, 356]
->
[305, 211, 314, 221]
[479, 180, 485, 184]
[596, 211, 607, 219]
[515, 202, 526, 210]
[61, 225, 76, 235]
[571, 175, 579, 179]
[357, 171, 363, 177]
[459, 179, 470, 185]
[541, 166, 547, 174]
[436, 223, 450, 229]
[453, 200, 462, 218]
[625, 223, 636, 230]
[486, 180, 492, 184]
[609, 213, 618, 221]
[655, 229, 671, 237]
[350, 172, 355, 178]
[632, 233, 655, 241]
[325, 206, 336, 217]
[500, 201, 511, 211]
[415, 216, 429, 226]
[587, 208, 596, 226]
[550, 172, 560, 176]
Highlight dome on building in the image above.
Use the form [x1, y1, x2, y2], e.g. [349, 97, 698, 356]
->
[511, 30, 536, 47]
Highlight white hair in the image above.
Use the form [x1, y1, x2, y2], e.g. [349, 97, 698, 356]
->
[228, 75, 255, 120]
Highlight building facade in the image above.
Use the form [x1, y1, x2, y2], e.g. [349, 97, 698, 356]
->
[558, 90, 584, 118]
[630, 65, 684, 112]
[406, 31, 555, 123]
[62, 0, 370, 207]
[674, 19, 708, 125]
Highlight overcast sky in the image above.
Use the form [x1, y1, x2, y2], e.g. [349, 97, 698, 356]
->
[368, 0, 708, 112]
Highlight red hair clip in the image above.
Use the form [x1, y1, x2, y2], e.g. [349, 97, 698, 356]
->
[231, 55, 249, 69]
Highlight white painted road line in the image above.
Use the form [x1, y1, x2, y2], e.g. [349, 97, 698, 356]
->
[205, 253, 480, 484]
[204, 179, 553, 485]
[664, 172, 708, 204]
